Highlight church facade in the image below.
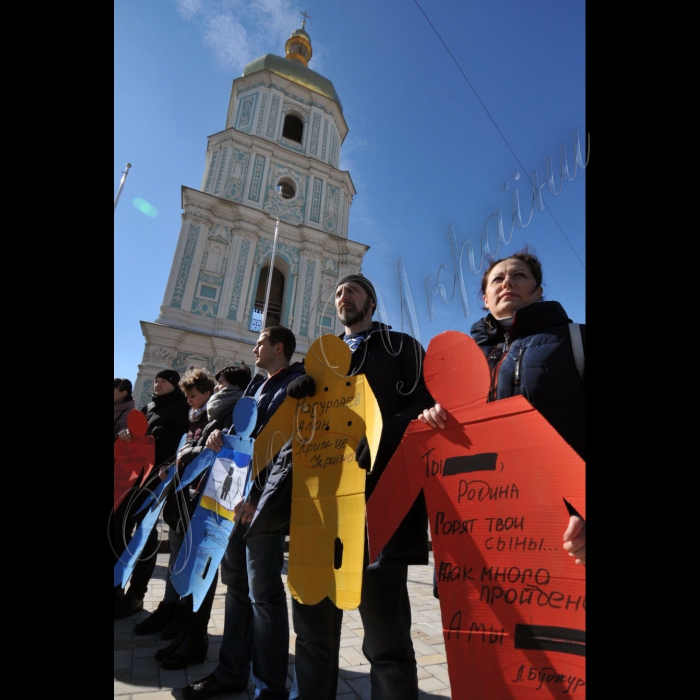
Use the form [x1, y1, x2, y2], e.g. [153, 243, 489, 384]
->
[133, 25, 368, 407]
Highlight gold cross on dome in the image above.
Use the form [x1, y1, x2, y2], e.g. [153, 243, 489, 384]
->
[299, 10, 311, 28]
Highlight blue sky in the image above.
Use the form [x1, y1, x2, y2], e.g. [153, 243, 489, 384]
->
[114, 0, 586, 381]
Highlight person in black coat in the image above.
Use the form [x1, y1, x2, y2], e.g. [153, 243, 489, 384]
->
[145, 366, 252, 670]
[114, 369, 190, 619]
[114, 377, 136, 441]
[419, 247, 586, 567]
[289, 274, 435, 700]
[134, 368, 215, 644]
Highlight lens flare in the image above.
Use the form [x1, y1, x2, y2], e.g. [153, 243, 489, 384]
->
[132, 197, 158, 217]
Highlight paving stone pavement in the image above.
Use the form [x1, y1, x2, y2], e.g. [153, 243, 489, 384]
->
[114, 532, 452, 700]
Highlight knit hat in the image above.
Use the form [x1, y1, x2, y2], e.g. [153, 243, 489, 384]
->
[154, 369, 181, 388]
[336, 274, 377, 312]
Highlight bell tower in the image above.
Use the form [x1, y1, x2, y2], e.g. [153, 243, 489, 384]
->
[134, 22, 368, 407]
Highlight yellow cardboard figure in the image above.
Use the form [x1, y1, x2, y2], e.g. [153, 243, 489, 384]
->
[252, 334, 382, 609]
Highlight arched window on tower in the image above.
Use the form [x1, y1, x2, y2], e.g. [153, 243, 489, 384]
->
[250, 265, 285, 331]
[289, 42, 309, 60]
[282, 114, 304, 144]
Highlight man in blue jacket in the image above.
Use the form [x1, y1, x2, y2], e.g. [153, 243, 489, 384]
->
[183, 326, 304, 700]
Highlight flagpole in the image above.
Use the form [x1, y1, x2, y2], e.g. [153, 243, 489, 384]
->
[261, 217, 280, 327]
[114, 163, 132, 212]
[255, 217, 280, 376]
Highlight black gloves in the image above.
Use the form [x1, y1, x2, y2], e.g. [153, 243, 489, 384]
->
[355, 436, 371, 471]
[287, 375, 316, 399]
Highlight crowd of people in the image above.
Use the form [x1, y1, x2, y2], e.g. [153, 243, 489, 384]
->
[113, 247, 585, 699]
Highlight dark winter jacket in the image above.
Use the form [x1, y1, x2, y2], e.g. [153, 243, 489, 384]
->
[239, 362, 306, 537]
[343, 323, 435, 568]
[470, 300, 585, 459]
[165, 389, 245, 531]
[141, 388, 190, 469]
[114, 399, 136, 441]
[177, 388, 243, 469]
[163, 408, 211, 531]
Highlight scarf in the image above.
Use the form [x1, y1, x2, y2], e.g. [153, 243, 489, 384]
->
[207, 387, 243, 421]
[188, 403, 208, 422]
[343, 331, 368, 353]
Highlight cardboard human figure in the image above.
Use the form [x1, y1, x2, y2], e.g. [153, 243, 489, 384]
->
[252, 334, 382, 610]
[366, 331, 586, 699]
[113, 409, 155, 510]
[114, 397, 257, 596]
[169, 396, 257, 611]
[113, 432, 183, 588]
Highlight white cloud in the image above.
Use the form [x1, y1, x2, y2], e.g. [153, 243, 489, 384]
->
[175, 0, 204, 21]
[174, 0, 304, 73]
[203, 13, 251, 70]
[249, 0, 299, 36]
[340, 135, 368, 161]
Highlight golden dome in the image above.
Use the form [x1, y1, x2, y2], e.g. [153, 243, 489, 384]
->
[286, 28, 312, 66]
[242, 52, 342, 110]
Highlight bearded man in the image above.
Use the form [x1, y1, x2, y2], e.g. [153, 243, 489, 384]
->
[289, 274, 435, 700]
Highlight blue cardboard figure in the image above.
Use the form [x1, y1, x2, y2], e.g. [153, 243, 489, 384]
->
[113, 434, 186, 588]
[170, 396, 257, 611]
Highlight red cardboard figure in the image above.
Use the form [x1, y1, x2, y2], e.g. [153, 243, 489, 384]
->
[366, 331, 585, 699]
[113, 409, 155, 510]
